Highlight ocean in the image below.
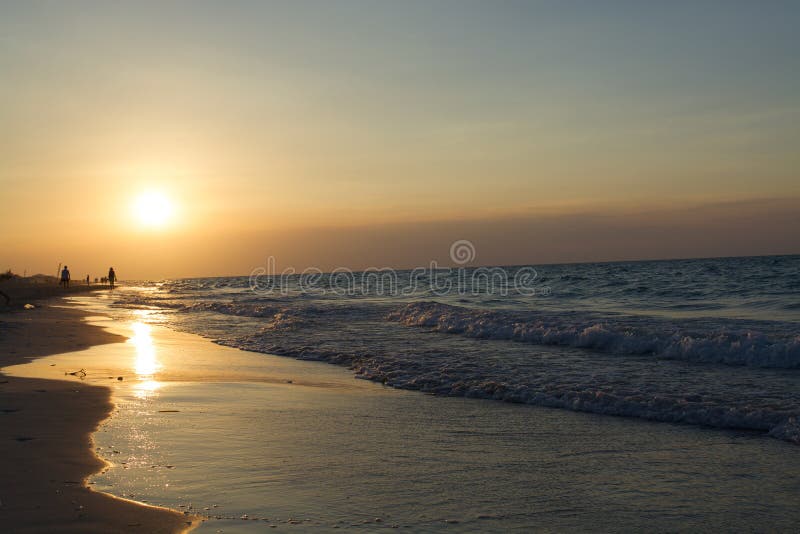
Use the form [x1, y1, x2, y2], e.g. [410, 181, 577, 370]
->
[113, 254, 800, 444]
[9, 254, 799, 531]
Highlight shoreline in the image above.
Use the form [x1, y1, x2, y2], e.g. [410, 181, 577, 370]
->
[0, 299, 196, 533]
[4, 289, 799, 531]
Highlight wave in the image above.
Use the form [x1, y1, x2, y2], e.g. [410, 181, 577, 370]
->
[113, 259, 800, 446]
[387, 302, 800, 368]
[216, 335, 800, 446]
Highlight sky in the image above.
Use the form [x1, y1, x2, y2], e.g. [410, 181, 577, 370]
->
[1, 0, 798, 279]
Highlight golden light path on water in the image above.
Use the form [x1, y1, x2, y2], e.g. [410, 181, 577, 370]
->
[28, 293, 797, 532]
[128, 316, 163, 399]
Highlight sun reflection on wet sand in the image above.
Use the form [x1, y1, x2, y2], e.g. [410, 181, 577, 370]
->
[129, 322, 162, 398]
[134, 379, 162, 399]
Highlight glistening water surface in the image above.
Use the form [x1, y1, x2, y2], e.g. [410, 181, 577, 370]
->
[112, 255, 800, 445]
[5, 296, 800, 532]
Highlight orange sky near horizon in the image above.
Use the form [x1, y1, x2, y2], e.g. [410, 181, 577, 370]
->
[1, 2, 799, 279]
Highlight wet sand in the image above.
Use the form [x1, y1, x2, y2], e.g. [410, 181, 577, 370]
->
[6, 297, 800, 532]
[0, 302, 196, 533]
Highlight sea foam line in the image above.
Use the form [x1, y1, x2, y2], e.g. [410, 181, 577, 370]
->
[387, 302, 800, 369]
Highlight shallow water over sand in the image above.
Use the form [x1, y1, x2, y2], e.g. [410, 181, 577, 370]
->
[107, 256, 800, 446]
[5, 297, 800, 532]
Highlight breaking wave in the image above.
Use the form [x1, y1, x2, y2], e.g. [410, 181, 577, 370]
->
[113, 255, 800, 445]
[218, 332, 800, 446]
[388, 302, 800, 368]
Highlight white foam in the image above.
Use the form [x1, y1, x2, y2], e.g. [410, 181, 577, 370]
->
[388, 302, 800, 368]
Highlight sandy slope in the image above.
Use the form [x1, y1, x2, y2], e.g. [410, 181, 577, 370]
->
[0, 303, 197, 533]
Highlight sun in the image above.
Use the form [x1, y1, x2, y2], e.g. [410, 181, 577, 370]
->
[133, 191, 174, 228]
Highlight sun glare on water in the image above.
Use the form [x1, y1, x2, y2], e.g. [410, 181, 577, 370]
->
[133, 191, 174, 228]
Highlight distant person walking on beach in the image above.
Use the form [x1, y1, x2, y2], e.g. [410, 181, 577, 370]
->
[86, 275, 90, 286]
[60, 265, 71, 287]
[108, 267, 117, 289]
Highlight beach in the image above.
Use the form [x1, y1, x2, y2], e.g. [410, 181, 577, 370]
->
[0, 294, 196, 533]
[2, 283, 800, 532]
[3, 2, 799, 531]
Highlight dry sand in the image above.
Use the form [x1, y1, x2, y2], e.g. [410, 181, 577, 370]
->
[0, 279, 103, 309]
[0, 297, 197, 533]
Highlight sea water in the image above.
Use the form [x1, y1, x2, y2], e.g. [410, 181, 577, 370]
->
[36, 255, 800, 531]
[112, 255, 800, 444]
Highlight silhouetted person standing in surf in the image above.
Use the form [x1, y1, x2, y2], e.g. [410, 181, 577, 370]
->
[108, 267, 117, 289]
[60, 265, 70, 287]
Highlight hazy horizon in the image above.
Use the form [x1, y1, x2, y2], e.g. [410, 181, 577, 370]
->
[2, 1, 799, 279]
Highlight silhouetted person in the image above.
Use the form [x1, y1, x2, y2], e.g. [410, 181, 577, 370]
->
[60, 265, 70, 288]
[108, 267, 117, 289]
[86, 275, 90, 286]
